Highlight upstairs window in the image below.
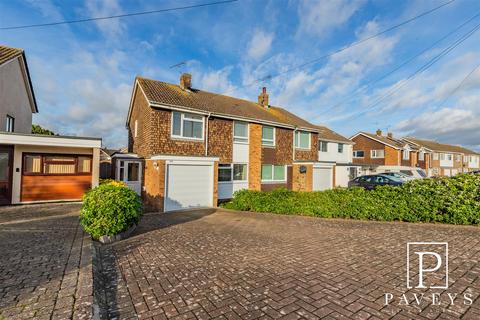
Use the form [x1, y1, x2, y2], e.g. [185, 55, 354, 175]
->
[262, 126, 275, 146]
[371, 150, 385, 159]
[353, 150, 364, 158]
[6, 115, 14, 132]
[171, 111, 204, 140]
[402, 150, 410, 160]
[455, 154, 461, 161]
[338, 143, 344, 153]
[440, 153, 445, 161]
[233, 121, 248, 143]
[294, 131, 310, 149]
[418, 152, 425, 161]
[319, 141, 328, 152]
[433, 153, 439, 160]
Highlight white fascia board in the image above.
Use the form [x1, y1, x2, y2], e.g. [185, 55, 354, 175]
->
[351, 132, 401, 150]
[318, 138, 354, 145]
[149, 154, 219, 162]
[0, 133, 101, 148]
[313, 161, 336, 168]
[111, 153, 142, 159]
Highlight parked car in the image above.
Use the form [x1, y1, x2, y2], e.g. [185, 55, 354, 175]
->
[381, 172, 415, 181]
[348, 174, 405, 190]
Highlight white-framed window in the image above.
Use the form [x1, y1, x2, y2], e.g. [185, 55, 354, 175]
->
[433, 153, 439, 160]
[6, 115, 14, 132]
[419, 152, 425, 161]
[371, 149, 385, 159]
[353, 150, 364, 158]
[338, 143, 344, 153]
[171, 111, 204, 140]
[319, 141, 328, 152]
[261, 164, 286, 182]
[218, 163, 248, 182]
[134, 120, 138, 138]
[262, 126, 275, 146]
[440, 153, 445, 161]
[233, 121, 249, 143]
[455, 154, 461, 161]
[402, 150, 410, 160]
[294, 131, 310, 149]
[447, 154, 452, 161]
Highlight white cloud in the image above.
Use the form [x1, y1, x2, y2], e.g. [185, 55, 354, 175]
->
[247, 29, 274, 60]
[85, 0, 125, 38]
[297, 0, 365, 37]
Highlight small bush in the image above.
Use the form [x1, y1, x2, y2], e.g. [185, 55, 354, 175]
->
[222, 174, 480, 225]
[99, 178, 126, 187]
[80, 184, 143, 239]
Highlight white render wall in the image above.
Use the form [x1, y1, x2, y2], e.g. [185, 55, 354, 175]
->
[0, 57, 34, 133]
[318, 141, 352, 164]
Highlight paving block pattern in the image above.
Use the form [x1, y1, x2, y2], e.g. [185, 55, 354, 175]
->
[0, 203, 93, 320]
[95, 209, 480, 319]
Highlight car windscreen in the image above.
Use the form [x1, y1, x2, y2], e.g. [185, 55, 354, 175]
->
[416, 169, 427, 177]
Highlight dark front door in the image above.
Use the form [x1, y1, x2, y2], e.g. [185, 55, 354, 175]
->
[0, 146, 13, 205]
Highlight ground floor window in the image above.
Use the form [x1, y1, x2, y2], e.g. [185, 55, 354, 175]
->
[261, 164, 286, 182]
[23, 154, 92, 175]
[218, 163, 248, 182]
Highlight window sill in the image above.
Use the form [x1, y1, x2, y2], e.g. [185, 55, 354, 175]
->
[170, 136, 204, 142]
[261, 180, 287, 184]
[295, 147, 311, 151]
[262, 145, 276, 148]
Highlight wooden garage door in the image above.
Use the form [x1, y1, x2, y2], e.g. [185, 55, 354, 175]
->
[21, 154, 92, 202]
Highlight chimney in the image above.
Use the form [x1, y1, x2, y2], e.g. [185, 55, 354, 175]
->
[180, 73, 192, 90]
[376, 129, 382, 136]
[258, 87, 269, 108]
[387, 132, 393, 139]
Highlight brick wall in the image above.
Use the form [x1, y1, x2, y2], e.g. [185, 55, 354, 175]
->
[291, 164, 313, 192]
[249, 123, 262, 190]
[385, 146, 400, 166]
[207, 117, 233, 163]
[295, 133, 318, 161]
[262, 127, 293, 165]
[352, 135, 388, 165]
[143, 159, 165, 212]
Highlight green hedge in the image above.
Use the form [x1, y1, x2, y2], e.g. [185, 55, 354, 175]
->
[80, 184, 143, 239]
[222, 174, 480, 225]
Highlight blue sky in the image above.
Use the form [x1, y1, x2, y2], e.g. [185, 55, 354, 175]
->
[1, 0, 479, 150]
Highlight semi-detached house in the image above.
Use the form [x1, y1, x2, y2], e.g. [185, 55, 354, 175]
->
[124, 73, 354, 212]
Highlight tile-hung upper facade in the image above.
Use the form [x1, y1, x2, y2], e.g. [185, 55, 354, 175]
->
[126, 73, 325, 211]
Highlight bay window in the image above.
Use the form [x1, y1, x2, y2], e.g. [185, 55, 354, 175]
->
[171, 111, 204, 140]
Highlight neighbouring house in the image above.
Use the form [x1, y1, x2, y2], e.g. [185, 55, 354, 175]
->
[99, 148, 127, 179]
[123, 73, 350, 212]
[0, 45, 101, 205]
[314, 125, 358, 187]
[402, 137, 480, 176]
[350, 130, 427, 178]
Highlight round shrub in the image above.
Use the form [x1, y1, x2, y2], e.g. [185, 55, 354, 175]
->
[99, 178, 126, 187]
[80, 184, 142, 240]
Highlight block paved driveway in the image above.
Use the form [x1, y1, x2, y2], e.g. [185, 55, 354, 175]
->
[98, 209, 480, 320]
[0, 203, 92, 320]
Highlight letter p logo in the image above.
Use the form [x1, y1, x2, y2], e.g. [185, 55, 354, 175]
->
[407, 242, 448, 289]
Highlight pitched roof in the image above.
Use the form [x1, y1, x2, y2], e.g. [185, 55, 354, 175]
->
[0, 45, 23, 65]
[0, 45, 38, 113]
[314, 125, 353, 144]
[354, 132, 407, 149]
[404, 137, 480, 155]
[134, 77, 317, 130]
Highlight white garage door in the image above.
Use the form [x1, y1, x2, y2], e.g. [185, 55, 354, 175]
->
[313, 167, 333, 191]
[165, 164, 213, 212]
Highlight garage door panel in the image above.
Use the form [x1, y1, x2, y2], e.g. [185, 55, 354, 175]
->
[21, 175, 91, 202]
[165, 164, 213, 211]
[313, 167, 333, 191]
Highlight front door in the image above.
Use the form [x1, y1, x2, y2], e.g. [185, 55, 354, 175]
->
[117, 160, 142, 195]
[0, 146, 13, 205]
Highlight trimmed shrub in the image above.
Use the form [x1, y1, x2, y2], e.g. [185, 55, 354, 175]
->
[99, 178, 126, 187]
[80, 184, 143, 239]
[222, 174, 480, 225]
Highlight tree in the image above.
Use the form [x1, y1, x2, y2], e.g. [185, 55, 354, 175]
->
[32, 124, 55, 135]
